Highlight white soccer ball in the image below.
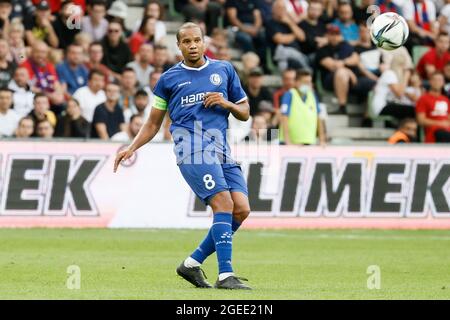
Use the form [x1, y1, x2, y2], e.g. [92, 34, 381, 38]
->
[370, 12, 409, 50]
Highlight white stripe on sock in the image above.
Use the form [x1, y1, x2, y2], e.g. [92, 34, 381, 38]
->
[212, 222, 232, 226]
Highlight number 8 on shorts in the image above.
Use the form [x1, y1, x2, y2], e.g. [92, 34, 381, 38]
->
[203, 174, 216, 190]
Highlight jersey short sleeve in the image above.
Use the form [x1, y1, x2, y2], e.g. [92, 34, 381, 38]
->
[152, 74, 169, 110]
[226, 62, 247, 104]
[280, 91, 293, 116]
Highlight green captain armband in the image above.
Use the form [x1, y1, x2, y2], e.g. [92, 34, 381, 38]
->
[153, 95, 168, 110]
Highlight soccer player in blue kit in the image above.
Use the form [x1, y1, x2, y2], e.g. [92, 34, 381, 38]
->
[114, 23, 252, 290]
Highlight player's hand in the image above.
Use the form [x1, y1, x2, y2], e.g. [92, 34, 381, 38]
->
[113, 148, 134, 173]
[203, 92, 229, 109]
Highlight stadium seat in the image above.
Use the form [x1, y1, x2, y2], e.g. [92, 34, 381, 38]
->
[314, 70, 332, 100]
[315, 70, 339, 109]
[325, 114, 349, 133]
[262, 75, 282, 88]
[230, 48, 241, 60]
[166, 0, 183, 19]
[126, 0, 146, 6]
[327, 127, 395, 140]
[165, 21, 184, 34]
[218, 15, 224, 29]
[412, 45, 430, 67]
[418, 126, 425, 143]
[265, 47, 279, 75]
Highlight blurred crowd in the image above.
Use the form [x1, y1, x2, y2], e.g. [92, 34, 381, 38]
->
[0, 0, 449, 144]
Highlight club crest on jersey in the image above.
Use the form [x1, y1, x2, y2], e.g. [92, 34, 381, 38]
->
[210, 73, 222, 86]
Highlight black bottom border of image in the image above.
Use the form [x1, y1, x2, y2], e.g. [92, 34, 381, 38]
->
[0, 300, 446, 318]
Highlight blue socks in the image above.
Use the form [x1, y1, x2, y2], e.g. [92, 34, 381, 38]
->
[190, 229, 215, 264]
[210, 212, 233, 274]
[231, 218, 241, 235]
[190, 216, 242, 265]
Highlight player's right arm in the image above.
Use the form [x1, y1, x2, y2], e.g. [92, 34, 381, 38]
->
[113, 107, 166, 172]
[115, 72, 171, 172]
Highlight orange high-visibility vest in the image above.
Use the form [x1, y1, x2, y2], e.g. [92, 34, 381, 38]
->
[388, 131, 410, 144]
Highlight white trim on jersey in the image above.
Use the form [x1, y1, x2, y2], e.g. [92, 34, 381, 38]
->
[180, 58, 210, 71]
[234, 96, 248, 104]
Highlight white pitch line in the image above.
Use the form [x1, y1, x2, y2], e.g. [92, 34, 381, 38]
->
[253, 232, 450, 241]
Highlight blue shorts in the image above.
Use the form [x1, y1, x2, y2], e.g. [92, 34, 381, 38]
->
[178, 161, 248, 205]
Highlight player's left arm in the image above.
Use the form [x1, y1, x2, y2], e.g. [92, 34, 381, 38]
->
[203, 93, 250, 121]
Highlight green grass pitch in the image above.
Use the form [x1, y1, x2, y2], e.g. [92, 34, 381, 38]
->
[0, 228, 449, 299]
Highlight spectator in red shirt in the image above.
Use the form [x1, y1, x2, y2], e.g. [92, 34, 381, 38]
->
[417, 33, 450, 80]
[128, 16, 157, 55]
[416, 72, 450, 142]
[32, 0, 85, 13]
[273, 68, 296, 110]
[20, 40, 65, 108]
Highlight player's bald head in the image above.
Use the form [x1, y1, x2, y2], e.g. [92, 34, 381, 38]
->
[176, 22, 204, 42]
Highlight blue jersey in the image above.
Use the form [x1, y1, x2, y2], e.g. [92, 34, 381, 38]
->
[152, 57, 247, 164]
